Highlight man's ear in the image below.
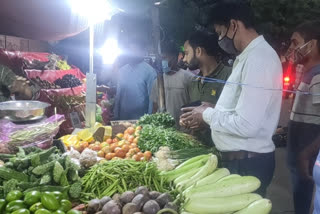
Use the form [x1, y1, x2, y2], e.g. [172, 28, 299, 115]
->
[195, 47, 202, 57]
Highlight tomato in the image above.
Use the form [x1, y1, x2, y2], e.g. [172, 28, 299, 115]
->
[134, 130, 140, 136]
[100, 142, 109, 148]
[123, 134, 129, 141]
[113, 138, 119, 143]
[110, 144, 118, 152]
[102, 146, 111, 154]
[88, 144, 95, 150]
[122, 145, 130, 153]
[116, 133, 124, 139]
[144, 151, 152, 160]
[106, 139, 113, 144]
[91, 144, 101, 151]
[134, 148, 140, 153]
[136, 126, 142, 131]
[133, 137, 139, 144]
[115, 148, 126, 158]
[105, 153, 116, 160]
[127, 127, 135, 135]
[131, 143, 138, 148]
[118, 140, 126, 147]
[140, 157, 146, 161]
[128, 136, 134, 143]
[97, 150, 105, 158]
[132, 155, 140, 161]
[80, 141, 89, 149]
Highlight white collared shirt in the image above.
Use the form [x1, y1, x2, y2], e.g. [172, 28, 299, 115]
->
[203, 36, 283, 153]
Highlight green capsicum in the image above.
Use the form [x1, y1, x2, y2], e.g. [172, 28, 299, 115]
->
[0, 198, 6, 213]
[24, 191, 41, 206]
[6, 190, 23, 202]
[66, 210, 81, 214]
[41, 192, 59, 211]
[59, 200, 72, 212]
[29, 202, 43, 213]
[51, 192, 63, 201]
[53, 210, 65, 214]
[35, 208, 52, 214]
[12, 208, 30, 214]
[6, 200, 27, 213]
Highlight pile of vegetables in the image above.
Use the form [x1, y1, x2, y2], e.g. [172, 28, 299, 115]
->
[81, 160, 173, 201]
[138, 113, 175, 128]
[0, 189, 80, 214]
[62, 126, 151, 163]
[161, 154, 272, 214]
[0, 147, 82, 199]
[86, 187, 178, 214]
[138, 125, 201, 153]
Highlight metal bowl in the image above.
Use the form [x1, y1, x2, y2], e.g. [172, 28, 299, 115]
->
[0, 101, 50, 122]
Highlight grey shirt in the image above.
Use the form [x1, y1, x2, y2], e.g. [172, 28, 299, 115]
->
[150, 69, 194, 127]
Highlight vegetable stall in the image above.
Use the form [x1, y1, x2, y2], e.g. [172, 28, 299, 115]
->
[0, 112, 273, 214]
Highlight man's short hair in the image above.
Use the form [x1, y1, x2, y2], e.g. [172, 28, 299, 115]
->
[295, 21, 320, 52]
[187, 31, 222, 58]
[162, 41, 179, 57]
[208, 0, 255, 29]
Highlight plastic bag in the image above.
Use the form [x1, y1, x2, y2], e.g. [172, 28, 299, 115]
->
[0, 115, 65, 153]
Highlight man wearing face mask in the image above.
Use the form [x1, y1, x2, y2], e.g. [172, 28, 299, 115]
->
[180, 0, 282, 196]
[180, 31, 232, 146]
[150, 42, 194, 128]
[285, 21, 320, 214]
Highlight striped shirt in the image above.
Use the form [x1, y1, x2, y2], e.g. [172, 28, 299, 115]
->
[290, 64, 320, 125]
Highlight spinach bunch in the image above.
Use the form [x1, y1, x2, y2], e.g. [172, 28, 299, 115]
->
[138, 113, 175, 128]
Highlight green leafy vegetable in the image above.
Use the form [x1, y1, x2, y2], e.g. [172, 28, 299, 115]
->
[138, 113, 175, 128]
[138, 125, 201, 153]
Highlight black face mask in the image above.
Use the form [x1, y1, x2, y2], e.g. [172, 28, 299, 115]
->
[218, 25, 238, 55]
[186, 55, 200, 71]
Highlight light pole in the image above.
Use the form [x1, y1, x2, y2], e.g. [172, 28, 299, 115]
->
[68, 0, 116, 127]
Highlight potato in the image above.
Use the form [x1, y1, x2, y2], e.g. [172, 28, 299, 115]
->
[164, 202, 178, 212]
[135, 186, 149, 196]
[149, 191, 161, 200]
[122, 203, 139, 214]
[156, 193, 171, 208]
[143, 200, 160, 214]
[112, 193, 121, 203]
[132, 194, 149, 210]
[102, 200, 121, 214]
[87, 199, 101, 213]
[120, 191, 135, 204]
[100, 196, 112, 207]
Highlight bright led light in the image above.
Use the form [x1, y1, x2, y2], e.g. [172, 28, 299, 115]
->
[100, 38, 121, 65]
[69, 0, 114, 24]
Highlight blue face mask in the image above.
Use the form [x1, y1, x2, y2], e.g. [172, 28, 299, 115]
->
[162, 60, 170, 73]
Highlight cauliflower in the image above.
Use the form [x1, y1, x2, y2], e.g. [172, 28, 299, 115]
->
[155, 158, 175, 171]
[155, 147, 171, 159]
[79, 148, 98, 168]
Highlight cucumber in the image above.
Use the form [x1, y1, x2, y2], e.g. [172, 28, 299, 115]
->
[177, 155, 218, 190]
[234, 199, 272, 214]
[188, 176, 261, 199]
[217, 174, 241, 183]
[184, 193, 262, 214]
[161, 157, 209, 181]
[195, 168, 230, 187]
[175, 154, 210, 169]
[174, 168, 199, 186]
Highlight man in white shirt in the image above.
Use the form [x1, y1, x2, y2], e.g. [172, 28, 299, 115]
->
[180, 0, 282, 196]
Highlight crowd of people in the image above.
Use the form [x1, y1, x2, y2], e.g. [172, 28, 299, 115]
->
[113, 1, 320, 214]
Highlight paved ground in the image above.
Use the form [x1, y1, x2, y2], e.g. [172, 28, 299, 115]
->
[267, 148, 294, 214]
